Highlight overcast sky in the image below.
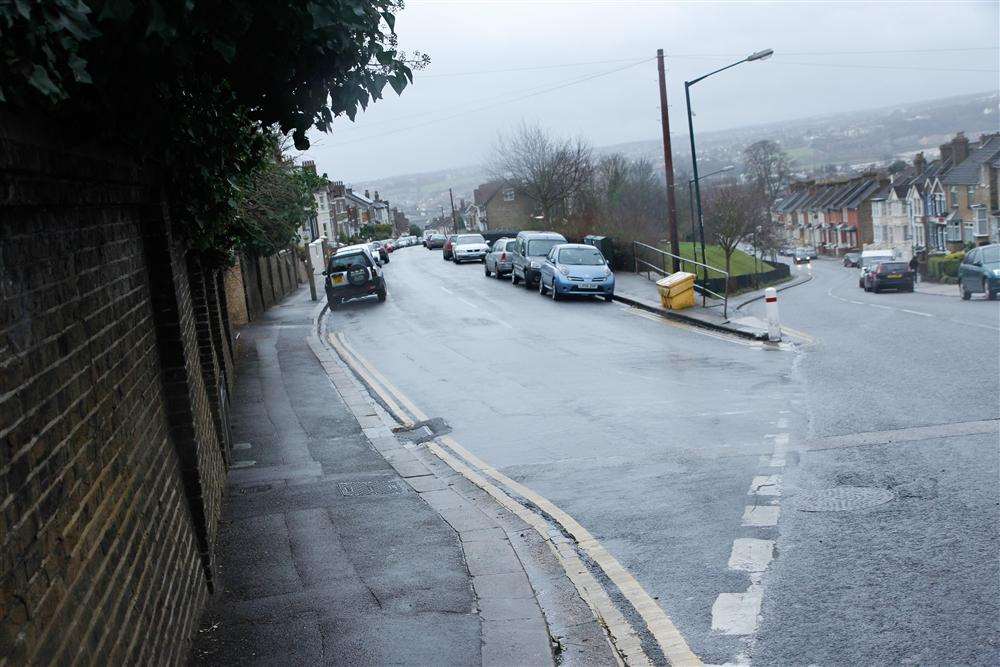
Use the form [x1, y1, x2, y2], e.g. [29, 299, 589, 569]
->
[297, 0, 999, 183]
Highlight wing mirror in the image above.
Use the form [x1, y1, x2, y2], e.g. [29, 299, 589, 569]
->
[321, 269, 329, 276]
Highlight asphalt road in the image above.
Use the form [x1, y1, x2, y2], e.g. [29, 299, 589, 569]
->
[326, 247, 999, 665]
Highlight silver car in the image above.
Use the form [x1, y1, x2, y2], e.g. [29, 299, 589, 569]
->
[451, 233, 490, 263]
[484, 238, 515, 278]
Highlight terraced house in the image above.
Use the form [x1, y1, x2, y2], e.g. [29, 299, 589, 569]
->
[775, 132, 1000, 259]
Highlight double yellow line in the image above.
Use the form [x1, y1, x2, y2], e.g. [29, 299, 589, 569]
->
[327, 331, 702, 667]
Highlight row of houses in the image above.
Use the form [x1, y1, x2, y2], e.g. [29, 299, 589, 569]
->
[773, 132, 1000, 260]
[298, 160, 409, 245]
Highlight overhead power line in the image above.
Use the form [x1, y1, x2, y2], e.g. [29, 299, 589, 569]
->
[326, 57, 655, 147]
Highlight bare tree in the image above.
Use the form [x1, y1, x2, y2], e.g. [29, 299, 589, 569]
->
[489, 122, 592, 225]
[702, 182, 770, 286]
[743, 139, 793, 201]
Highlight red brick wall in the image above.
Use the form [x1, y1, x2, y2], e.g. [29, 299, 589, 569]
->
[0, 113, 227, 663]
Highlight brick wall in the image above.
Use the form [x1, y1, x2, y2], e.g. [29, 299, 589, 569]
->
[0, 113, 228, 663]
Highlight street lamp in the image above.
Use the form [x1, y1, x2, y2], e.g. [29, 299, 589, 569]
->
[685, 48, 773, 300]
[688, 165, 734, 270]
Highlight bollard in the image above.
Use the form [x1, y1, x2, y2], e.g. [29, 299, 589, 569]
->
[764, 287, 781, 342]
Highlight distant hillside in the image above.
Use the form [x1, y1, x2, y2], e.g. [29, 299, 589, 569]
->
[361, 90, 999, 218]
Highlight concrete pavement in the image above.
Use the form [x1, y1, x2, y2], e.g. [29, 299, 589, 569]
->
[190, 288, 614, 665]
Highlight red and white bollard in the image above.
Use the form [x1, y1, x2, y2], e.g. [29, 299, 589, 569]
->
[764, 287, 781, 342]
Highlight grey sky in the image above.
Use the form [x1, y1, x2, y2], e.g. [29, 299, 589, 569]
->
[298, 0, 999, 182]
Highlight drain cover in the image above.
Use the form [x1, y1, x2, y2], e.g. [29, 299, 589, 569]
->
[795, 487, 894, 512]
[338, 478, 405, 497]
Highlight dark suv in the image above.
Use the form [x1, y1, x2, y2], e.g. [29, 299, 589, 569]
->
[324, 244, 386, 308]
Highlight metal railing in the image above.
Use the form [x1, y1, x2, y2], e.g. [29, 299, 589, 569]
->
[633, 241, 730, 317]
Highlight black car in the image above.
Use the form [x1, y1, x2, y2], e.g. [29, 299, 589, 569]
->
[864, 261, 914, 293]
[324, 245, 386, 308]
[793, 247, 811, 264]
[426, 233, 446, 249]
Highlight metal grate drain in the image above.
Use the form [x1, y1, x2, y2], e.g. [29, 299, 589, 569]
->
[794, 487, 895, 512]
[338, 478, 405, 497]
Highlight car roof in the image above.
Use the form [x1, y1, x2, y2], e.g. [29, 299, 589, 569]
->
[337, 244, 371, 255]
[516, 231, 566, 239]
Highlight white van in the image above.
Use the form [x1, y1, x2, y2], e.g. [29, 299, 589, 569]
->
[859, 249, 894, 288]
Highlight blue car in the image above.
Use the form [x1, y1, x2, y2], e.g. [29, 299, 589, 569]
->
[538, 243, 615, 302]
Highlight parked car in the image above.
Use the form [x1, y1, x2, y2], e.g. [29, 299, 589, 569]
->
[451, 233, 490, 263]
[511, 231, 567, 288]
[323, 244, 386, 308]
[864, 261, 914, 293]
[369, 240, 389, 264]
[958, 244, 1000, 300]
[778, 244, 794, 257]
[843, 252, 861, 267]
[858, 249, 894, 287]
[802, 245, 818, 259]
[485, 238, 515, 278]
[426, 233, 446, 249]
[793, 247, 811, 264]
[442, 234, 458, 260]
[538, 243, 615, 302]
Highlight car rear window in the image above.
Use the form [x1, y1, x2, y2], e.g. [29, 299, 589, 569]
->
[504, 241, 516, 252]
[878, 262, 908, 272]
[329, 252, 369, 272]
[981, 246, 999, 263]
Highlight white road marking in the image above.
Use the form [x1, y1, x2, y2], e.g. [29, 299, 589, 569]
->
[869, 303, 893, 310]
[748, 475, 781, 496]
[768, 432, 789, 467]
[439, 286, 454, 294]
[727, 538, 775, 573]
[741, 505, 780, 527]
[623, 307, 759, 347]
[901, 309, 932, 317]
[949, 318, 1000, 331]
[711, 586, 763, 635]
[457, 297, 481, 310]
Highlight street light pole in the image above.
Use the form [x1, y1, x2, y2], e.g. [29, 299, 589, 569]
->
[657, 49, 681, 272]
[684, 48, 773, 305]
[688, 165, 734, 274]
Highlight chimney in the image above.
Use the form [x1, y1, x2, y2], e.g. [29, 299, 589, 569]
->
[952, 132, 970, 164]
[374, 190, 380, 201]
[301, 160, 317, 176]
[364, 189, 371, 199]
[913, 152, 926, 175]
[939, 143, 953, 164]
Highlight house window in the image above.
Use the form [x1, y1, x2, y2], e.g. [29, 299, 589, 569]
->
[950, 186, 959, 208]
[503, 188, 515, 201]
[915, 224, 925, 247]
[967, 185, 976, 206]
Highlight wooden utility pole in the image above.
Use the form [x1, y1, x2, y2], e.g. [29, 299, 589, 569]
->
[449, 188, 459, 233]
[657, 48, 681, 273]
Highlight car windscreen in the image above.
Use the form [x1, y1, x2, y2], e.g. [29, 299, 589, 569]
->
[558, 247, 605, 265]
[877, 262, 908, 273]
[456, 235, 485, 244]
[329, 252, 370, 272]
[527, 239, 562, 256]
[981, 246, 1000, 263]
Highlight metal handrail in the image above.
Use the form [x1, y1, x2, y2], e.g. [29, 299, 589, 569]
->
[632, 240, 730, 317]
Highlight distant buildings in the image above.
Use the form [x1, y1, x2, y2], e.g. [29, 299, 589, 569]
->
[472, 181, 537, 231]
[773, 132, 1000, 259]
[299, 164, 402, 245]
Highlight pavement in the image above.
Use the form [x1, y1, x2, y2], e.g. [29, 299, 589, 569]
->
[914, 280, 959, 297]
[190, 288, 615, 665]
[323, 245, 999, 666]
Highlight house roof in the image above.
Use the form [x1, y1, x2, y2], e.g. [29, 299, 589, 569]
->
[842, 179, 880, 208]
[942, 134, 1000, 185]
[474, 181, 506, 206]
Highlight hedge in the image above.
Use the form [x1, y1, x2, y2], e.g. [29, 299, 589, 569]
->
[927, 251, 965, 280]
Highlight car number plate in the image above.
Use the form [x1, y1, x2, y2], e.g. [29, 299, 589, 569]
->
[887, 274, 902, 278]
[580, 282, 597, 289]
[332, 274, 345, 285]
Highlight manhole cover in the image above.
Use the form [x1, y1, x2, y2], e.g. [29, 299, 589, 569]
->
[339, 479, 405, 497]
[795, 487, 895, 512]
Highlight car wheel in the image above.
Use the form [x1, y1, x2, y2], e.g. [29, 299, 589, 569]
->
[984, 279, 995, 300]
[484, 263, 491, 277]
[961, 283, 971, 300]
[538, 277, 547, 296]
[512, 270, 520, 285]
[604, 293, 614, 302]
[377, 289, 387, 303]
[524, 273, 534, 289]
[551, 281, 560, 301]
